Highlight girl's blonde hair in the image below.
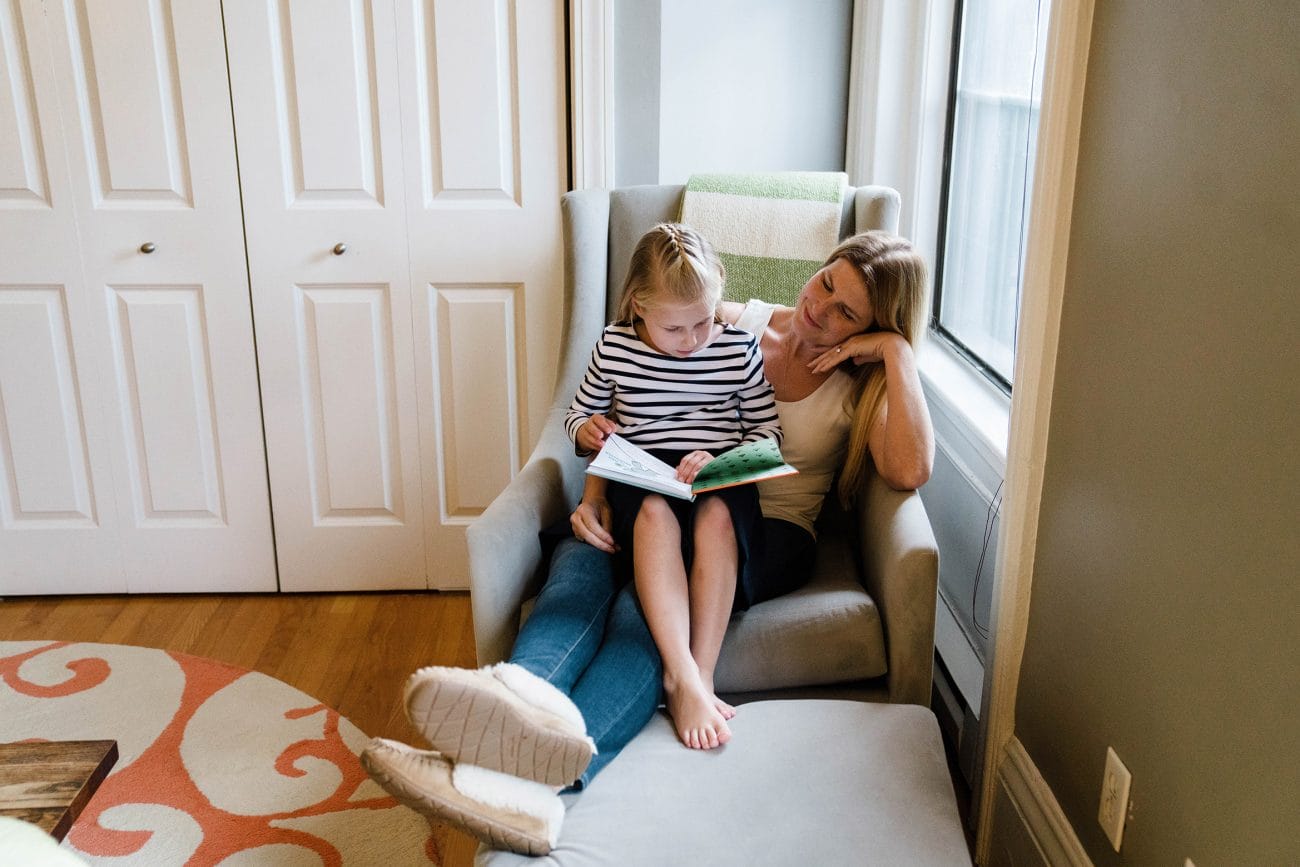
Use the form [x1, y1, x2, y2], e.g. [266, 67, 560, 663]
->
[832, 230, 930, 505]
[615, 223, 726, 323]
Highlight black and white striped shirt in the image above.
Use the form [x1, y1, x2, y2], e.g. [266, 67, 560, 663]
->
[565, 322, 782, 453]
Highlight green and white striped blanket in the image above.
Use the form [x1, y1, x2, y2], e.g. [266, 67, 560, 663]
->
[678, 171, 847, 306]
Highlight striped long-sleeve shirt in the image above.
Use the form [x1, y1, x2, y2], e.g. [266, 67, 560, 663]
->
[564, 322, 782, 453]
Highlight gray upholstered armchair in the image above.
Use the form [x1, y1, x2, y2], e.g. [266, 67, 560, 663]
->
[466, 184, 938, 706]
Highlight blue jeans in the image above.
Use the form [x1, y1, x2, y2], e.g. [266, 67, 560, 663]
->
[507, 536, 662, 788]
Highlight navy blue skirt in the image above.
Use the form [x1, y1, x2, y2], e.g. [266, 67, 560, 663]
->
[604, 448, 812, 612]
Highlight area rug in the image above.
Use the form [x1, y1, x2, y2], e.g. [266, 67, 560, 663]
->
[0, 641, 437, 865]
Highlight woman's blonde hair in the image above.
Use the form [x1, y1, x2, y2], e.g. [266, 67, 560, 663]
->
[615, 223, 726, 324]
[832, 230, 930, 505]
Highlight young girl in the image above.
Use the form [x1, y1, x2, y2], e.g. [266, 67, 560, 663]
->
[564, 223, 781, 751]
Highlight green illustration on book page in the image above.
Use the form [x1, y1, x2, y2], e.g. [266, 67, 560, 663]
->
[692, 438, 796, 492]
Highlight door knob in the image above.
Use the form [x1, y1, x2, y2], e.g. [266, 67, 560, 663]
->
[332, 243, 347, 255]
[139, 242, 156, 254]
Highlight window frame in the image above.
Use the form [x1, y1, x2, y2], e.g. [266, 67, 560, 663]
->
[929, 0, 1051, 395]
[927, 0, 1018, 394]
[844, 0, 1013, 460]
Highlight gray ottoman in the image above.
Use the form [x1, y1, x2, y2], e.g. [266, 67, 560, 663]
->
[476, 700, 971, 866]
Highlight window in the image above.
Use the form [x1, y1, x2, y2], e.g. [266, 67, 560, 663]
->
[933, 0, 1052, 389]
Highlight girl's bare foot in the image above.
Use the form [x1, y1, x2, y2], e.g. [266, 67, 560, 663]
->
[698, 671, 736, 720]
[663, 669, 732, 749]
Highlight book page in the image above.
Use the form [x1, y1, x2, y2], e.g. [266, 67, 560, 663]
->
[586, 434, 692, 499]
[692, 438, 793, 490]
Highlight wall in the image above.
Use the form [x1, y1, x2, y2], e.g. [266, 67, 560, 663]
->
[998, 1, 1300, 863]
[615, 0, 852, 185]
[613, 0, 660, 186]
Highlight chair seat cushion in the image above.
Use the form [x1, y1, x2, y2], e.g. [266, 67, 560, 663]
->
[476, 700, 971, 866]
[715, 529, 887, 693]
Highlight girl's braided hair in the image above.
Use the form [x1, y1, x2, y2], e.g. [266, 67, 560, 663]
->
[615, 223, 725, 324]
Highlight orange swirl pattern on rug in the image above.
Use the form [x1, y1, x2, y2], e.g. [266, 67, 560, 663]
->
[0, 642, 437, 866]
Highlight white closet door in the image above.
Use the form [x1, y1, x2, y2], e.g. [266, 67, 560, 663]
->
[225, 0, 567, 591]
[225, 0, 426, 591]
[395, 0, 566, 589]
[1, 0, 275, 593]
[0, 0, 122, 593]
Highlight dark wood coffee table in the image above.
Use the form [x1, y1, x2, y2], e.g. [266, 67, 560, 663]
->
[0, 741, 118, 841]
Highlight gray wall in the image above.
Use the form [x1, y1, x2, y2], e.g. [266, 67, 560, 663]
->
[614, 0, 661, 187]
[615, 0, 851, 186]
[1000, 1, 1300, 863]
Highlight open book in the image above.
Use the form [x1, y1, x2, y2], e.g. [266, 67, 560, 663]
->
[586, 433, 797, 501]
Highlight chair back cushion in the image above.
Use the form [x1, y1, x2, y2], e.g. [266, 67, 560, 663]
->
[605, 185, 684, 322]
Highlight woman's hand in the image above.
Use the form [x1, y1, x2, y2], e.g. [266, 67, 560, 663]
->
[808, 331, 907, 374]
[674, 450, 714, 484]
[576, 413, 618, 453]
[570, 496, 617, 552]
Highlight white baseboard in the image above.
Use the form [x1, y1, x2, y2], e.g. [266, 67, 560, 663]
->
[995, 738, 1093, 866]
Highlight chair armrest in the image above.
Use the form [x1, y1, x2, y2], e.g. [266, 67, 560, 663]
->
[467, 190, 612, 666]
[855, 472, 939, 706]
[467, 420, 582, 666]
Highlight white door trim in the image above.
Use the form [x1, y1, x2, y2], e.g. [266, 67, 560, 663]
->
[844, 0, 883, 184]
[975, 0, 1096, 860]
[569, 0, 615, 190]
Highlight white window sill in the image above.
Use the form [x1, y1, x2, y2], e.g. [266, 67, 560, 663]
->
[917, 335, 1010, 480]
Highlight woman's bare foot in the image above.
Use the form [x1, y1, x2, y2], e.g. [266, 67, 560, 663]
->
[663, 669, 732, 749]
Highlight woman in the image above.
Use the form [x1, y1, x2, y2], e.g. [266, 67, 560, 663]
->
[361, 230, 935, 857]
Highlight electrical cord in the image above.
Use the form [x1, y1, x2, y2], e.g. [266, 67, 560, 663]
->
[971, 479, 1004, 640]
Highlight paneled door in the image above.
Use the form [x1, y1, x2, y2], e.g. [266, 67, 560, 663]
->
[0, 0, 275, 593]
[226, 0, 567, 591]
[225, 0, 427, 592]
[397, 0, 566, 589]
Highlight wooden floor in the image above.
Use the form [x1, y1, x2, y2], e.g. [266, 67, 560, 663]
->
[0, 591, 482, 867]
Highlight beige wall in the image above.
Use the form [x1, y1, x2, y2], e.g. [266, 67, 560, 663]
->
[1004, 1, 1299, 863]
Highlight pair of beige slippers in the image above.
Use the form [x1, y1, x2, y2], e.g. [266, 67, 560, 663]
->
[361, 663, 597, 856]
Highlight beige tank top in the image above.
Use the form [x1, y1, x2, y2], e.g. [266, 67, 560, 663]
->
[735, 300, 855, 535]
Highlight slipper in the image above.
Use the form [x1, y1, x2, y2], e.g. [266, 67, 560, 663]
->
[404, 663, 596, 787]
[361, 738, 564, 857]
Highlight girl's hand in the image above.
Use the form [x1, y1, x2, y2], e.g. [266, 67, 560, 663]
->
[808, 331, 907, 374]
[570, 497, 617, 552]
[576, 414, 618, 452]
[674, 450, 715, 484]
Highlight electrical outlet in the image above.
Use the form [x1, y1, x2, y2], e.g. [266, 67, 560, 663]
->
[1098, 747, 1132, 851]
